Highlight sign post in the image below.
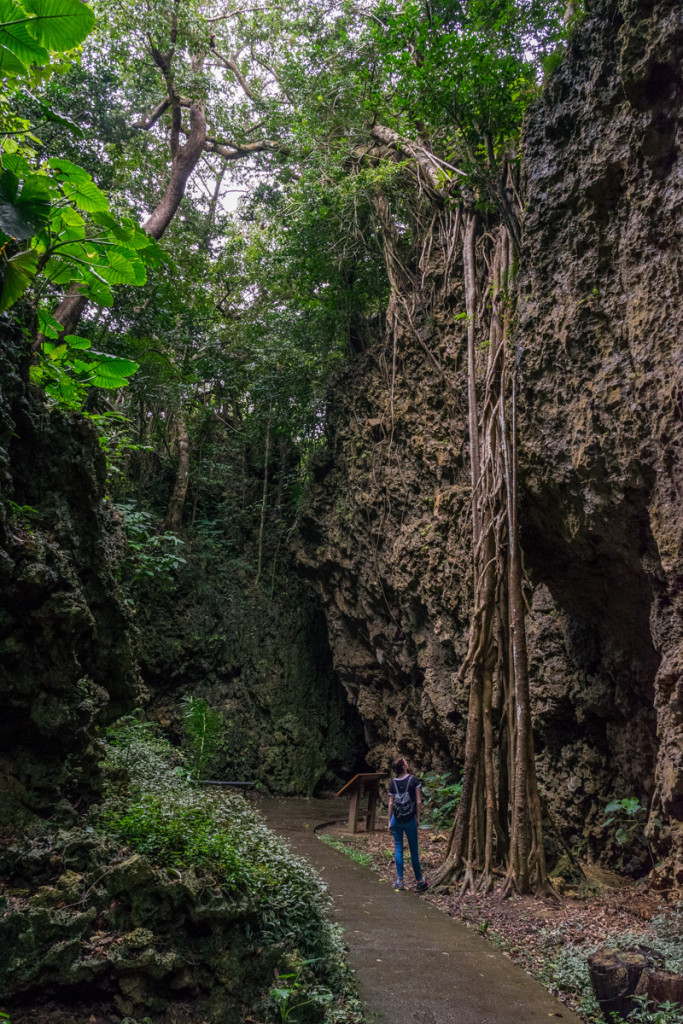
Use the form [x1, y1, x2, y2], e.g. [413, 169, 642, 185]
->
[337, 772, 386, 833]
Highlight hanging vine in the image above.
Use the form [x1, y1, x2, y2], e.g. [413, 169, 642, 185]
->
[367, 131, 552, 895]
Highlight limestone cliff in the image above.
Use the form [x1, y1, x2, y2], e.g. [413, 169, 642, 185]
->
[295, 0, 683, 881]
[0, 328, 140, 819]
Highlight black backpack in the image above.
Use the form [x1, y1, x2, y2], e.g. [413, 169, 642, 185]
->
[393, 776, 415, 823]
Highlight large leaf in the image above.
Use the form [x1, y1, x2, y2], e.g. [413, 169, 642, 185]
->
[1, 154, 30, 177]
[0, 196, 37, 237]
[89, 352, 139, 377]
[20, 0, 95, 52]
[0, 170, 51, 238]
[0, 39, 27, 73]
[43, 254, 78, 284]
[62, 177, 109, 213]
[87, 353, 139, 389]
[0, 1, 49, 70]
[47, 156, 92, 184]
[0, 247, 38, 310]
[37, 307, 62, 337]
[98, 249, 138, 285]
[63, 333, 89, 348]
[84, 277, 113, 307]
[0, 172, 50, 237]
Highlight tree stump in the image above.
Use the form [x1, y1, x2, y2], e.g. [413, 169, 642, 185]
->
[635, 968, 683, 1008]
[587, 948, 649, 1019]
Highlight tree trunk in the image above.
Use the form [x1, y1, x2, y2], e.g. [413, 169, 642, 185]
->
[588, 949, 650, 1019]
[255, 403, 273, 587]
[635, 968, 683, 1009]
[54, 104, 207, 336]
[165, 411, 190, 532]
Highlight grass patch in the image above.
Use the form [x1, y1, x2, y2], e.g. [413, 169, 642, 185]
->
[319, 833, 374, 868]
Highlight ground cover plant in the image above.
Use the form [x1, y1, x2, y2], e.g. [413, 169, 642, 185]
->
[0, 719, 364, 1024]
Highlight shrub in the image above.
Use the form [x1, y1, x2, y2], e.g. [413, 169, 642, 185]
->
[99, 722, 362, 1022]
[421, 770, 462, 830]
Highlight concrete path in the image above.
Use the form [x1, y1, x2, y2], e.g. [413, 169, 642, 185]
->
[259, 797, 583, 1024]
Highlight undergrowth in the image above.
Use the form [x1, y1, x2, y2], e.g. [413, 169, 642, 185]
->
[533, 905, 683, 1024]
[101, 717, 364, 1024]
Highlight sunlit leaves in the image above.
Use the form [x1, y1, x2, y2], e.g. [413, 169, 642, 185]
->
[0, 247, 37, 308]
[9, 0, 94, 52]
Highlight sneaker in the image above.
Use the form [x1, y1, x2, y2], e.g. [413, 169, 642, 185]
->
[394, 879, 405, 891]
[415, 879, 429, 892]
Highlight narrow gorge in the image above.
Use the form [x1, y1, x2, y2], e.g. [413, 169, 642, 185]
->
[0, 0, 681, 1022]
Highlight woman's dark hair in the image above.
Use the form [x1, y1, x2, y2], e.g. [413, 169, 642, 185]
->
[392, 756, 408, 776]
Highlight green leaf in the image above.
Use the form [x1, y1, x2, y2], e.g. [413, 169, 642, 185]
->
[0, 247, 38, 310]
[0, 3, 50, 70]
[0, 170, 51, 238]
[46, 156, 92, 184]
[84, 278, 114, 307]
[604, 800, 623, 816]
[0, 169, 19, 204]
[62, 177, 109, 213]
[98, 249, 138, 285]
[0, 195, 37, 237]
[0, 39, 28, 74]
[19, 172, 53, 204]
[38, 307, 61, 337]
[1, 154, 31, 177]
[615, 827, 629, 845]
[57, 205, 84, 228]
[21, 0, 95, 52]
[89, 352, 139, 378]
[43, 255, 77, 284]
[63, 333, 90, 349]
[90, 209, 117, 229]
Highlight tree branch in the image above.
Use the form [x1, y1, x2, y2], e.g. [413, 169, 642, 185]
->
[133, 96, 171, 130]
[209, 40, 256, 101]
[203, 135, 288, 160]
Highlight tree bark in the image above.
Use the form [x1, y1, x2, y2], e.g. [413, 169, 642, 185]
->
[255, 403, 273, 587]
[165, 410, 190, 532]
[53, 102, 208, 337]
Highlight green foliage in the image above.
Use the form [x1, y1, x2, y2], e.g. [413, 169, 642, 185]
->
[0, 0, 94, 76]
[180, 694, 225, 780]
[268, 960, 334, 1022]
[105, 793, 261, 891]
[99, 725, 363, 1023]
[602, 796, 655, 847]
[114, 501, 186, 594]
[104, 714, 190, 800]
[421, 770, 462, 830]
[0, 0, 162, 412]
[625, 994, 682, 1024]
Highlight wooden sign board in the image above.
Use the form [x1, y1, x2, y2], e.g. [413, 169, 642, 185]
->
[337, 772, 387, 834]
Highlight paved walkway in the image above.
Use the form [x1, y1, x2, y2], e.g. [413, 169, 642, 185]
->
[259, 797, 583, 1024]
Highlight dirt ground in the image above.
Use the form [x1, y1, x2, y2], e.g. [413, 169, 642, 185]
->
[317, 820, 672, 1020]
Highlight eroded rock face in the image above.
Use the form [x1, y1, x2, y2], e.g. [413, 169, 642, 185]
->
[0, 831, 270, 1024]
[0, 329, 140, 819]
[295, 0, 683, 877]
[518, 0, 683, 882]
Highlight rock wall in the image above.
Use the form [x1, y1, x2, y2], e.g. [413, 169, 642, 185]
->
[294, 0, 683, 878]
[518, 0, 683, 881]
[0, 328, 140, 819]
[137, 542, 366, 794]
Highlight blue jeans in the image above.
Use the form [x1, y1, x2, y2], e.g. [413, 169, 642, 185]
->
[390, 816, 423, 881]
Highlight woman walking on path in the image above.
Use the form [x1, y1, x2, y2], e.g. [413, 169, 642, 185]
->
[388, 756, 429, 892]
